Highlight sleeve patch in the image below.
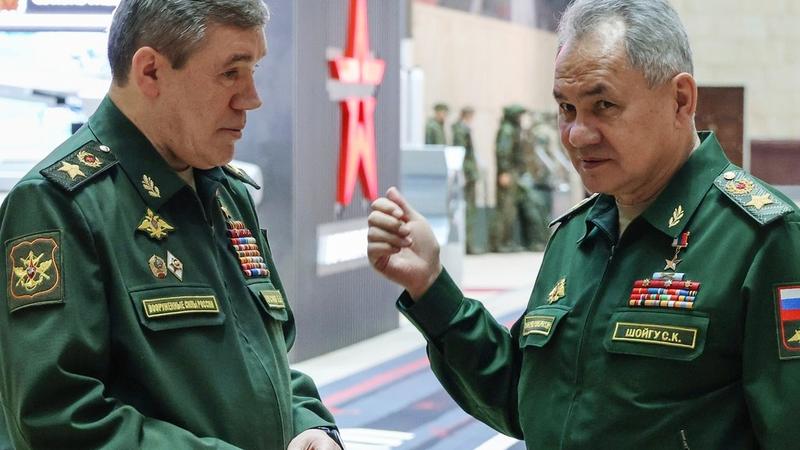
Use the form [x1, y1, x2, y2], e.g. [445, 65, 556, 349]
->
[5, 231, 64, 312]
[774, 285, 800, 360]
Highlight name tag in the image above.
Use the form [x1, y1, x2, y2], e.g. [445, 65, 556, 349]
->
[260, 289, 286, 309]
[142, 296, 219, 318]
[523, 315, 555, 336]
[612, 322, 698, 349]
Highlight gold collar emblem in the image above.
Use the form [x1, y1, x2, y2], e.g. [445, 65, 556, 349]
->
[547, 278, 566, 304]
[668, 205, 685, 228]
[142, 175, 161, 198]
[137, 209, 175, 240]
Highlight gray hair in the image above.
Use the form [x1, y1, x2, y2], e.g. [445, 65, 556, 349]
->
[108, 0, 270, 85]
[557, 0, 693, 87]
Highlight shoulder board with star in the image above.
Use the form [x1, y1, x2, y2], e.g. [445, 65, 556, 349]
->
[549, 193, 599, 227]
[713, 167, 793, 226]
[40, 141, 118, 193]
[222, 163, 261, 189]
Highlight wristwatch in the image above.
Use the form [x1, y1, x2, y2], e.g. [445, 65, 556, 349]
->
[315, 426, 344, 449]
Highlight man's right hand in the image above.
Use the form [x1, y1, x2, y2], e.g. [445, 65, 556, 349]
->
[368, 187, 442, 301]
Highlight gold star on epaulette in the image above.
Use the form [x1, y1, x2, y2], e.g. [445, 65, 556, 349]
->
[745, 194, 774, 210]
[57, 161, 86, 180]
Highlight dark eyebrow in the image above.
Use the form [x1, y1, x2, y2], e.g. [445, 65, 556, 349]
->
[553, 83, 610, 101]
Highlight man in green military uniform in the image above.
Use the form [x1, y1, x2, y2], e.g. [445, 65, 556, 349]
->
[518, 111, 555, 251]
[451, 106, 484, 254]
[424, 103, 449, 145]
[490, 104, 526, 252]
[0, 1, 342, 449]
[367, 0, 800, 448]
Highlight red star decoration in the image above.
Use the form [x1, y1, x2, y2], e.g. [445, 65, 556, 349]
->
[329, 0, 385, 206]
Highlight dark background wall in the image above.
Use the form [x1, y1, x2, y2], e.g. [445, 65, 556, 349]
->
[237, 0, 405, 361]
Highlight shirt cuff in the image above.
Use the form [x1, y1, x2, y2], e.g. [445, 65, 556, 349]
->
[396, 268, 464, 339]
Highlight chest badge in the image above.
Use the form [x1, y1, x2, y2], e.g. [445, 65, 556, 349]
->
[148, 255, 168, 279]
[167, 251, 184, 281]
[547, 278, 566, 304]
[137, 208, 175, 240]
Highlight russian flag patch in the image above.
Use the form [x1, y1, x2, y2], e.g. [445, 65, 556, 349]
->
[776, 286, 800, 359]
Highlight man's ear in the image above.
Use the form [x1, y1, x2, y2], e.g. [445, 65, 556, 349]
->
[673, 72, 698, 128]
[130, 47, 166, 98]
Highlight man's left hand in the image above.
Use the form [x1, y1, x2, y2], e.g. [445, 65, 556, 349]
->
[287, 429, 342, 450]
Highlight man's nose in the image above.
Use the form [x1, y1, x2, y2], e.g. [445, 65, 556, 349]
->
[232, 77, 263, 111]
[567, 119, 601, 148]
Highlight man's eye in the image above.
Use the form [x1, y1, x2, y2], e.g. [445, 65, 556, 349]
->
[559, 103, 575, 114]
[223, 70, 238, 79]
[597, 100, 615, 110]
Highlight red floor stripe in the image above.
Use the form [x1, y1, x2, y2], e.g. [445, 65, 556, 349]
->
[323, 356, 431, 408]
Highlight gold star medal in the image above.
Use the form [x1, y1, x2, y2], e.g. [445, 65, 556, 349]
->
[547, 278, 566, 304]
[57, 161, 86, 180]
[137, 209, 175, 240]
[663, 231, 690, 271]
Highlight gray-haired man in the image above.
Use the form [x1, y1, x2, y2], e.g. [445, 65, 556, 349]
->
[0, 1, 341, 448]
[367, 0, 800, 448]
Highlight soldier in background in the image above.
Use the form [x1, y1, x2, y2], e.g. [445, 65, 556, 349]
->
[452, 106, 484, 254]
[490, 104, 526, 252]
[518, 111, 556, 250]
[425, 103, 449, 145]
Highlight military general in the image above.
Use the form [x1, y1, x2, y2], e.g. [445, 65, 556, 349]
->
[0, 1, 342, 449]
[367, 0, 800, 448]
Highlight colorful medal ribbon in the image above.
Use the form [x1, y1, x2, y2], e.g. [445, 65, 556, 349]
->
[226, 220, 270, 278]
[217, 196, 270, 279]
[629, 273, 701, 309]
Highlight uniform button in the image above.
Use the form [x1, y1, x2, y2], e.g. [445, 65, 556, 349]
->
[723, 171, 736, 180]
[98, 145, 111, 153]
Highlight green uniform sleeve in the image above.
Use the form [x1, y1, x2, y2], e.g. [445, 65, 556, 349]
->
[397, 269, 523, 438]
[741, 218, 800, 449]
[0, 181, 242, 450]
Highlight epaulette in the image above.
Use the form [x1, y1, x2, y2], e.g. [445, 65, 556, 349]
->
[40, 141, 118, 192]
[713, 167, 792, 226]
[549, 193, 599, 227]
[223, 163, 260, 189]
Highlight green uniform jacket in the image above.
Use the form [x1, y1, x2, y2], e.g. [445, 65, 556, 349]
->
[452, 121, 478, 185]
[0, 97, 337, 449]
[425, 118, 446, 145]
[399, 133, 800, 449]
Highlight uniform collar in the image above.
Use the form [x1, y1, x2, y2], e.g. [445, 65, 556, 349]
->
[639, 131, 730, 238]
[87, 96, 190, 210]
[578, 132, 729, 244]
